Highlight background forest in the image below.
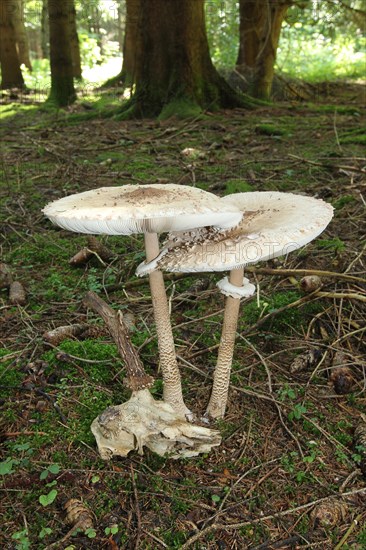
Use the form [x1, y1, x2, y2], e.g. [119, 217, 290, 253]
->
[1, 1, 366, 549]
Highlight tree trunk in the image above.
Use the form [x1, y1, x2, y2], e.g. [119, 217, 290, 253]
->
[102, 0, 142, 88]
[117, 0, 125, 54]
[236, 0, 291, 99]
[41, 0, 49, 58]
[11, 0, 32, 70]
[121, 0, 249, 118]
[48, 0, 76, 106]
[121, 0, 142, 87]
[68, 0, 82, 79]
[0, 0, 24, 88]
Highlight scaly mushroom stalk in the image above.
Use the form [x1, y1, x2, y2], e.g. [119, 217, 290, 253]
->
[144, 232, 190, 418]
[206, 268, 244, 419]
[138, 191, 334, 426]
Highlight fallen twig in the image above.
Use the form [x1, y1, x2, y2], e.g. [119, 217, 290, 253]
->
[180, 488, 366, 549]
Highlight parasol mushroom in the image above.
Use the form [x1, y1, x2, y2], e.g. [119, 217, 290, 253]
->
[137, 191, 334, 419]
[43, 184, 242, 418]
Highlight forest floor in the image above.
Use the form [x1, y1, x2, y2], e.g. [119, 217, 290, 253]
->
[0, 81, 366, 550]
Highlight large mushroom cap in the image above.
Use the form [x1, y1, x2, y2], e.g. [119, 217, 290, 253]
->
[43, 184, 242, 235]
[137, 191, 334, 273]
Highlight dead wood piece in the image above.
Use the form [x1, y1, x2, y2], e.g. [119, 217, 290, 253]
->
[290, 348, 322, 374]
[69, 248, 93, 266]
[69, 237, 115, 266]
[9, 281, 26, 305]
[43, 324, 90, 346]
[0, 262, 13, 289]
[83, 291, 154, 391]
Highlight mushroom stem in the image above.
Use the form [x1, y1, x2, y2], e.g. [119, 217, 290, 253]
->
[144, 232, 191, 418]
[206, 267, 244, 419]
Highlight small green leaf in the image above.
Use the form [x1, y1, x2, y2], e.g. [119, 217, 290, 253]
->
[211, 494, 221, 503]
[91, 475, 100, 484]
[105, 525, 119, 535]
[85, 528, 97, 538]
[13, 443, 31, 452]
[39, 489, 58, 507]
[48, 464, 61, 474]
[39, 527, 53, 539]
[40, 470, 49, 480]
[46, 479, 57, 488]
[0, 459, 15, 475]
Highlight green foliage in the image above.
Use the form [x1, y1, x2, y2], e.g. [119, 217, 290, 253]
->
[255, 124, 287, 136]
[278, 26, 365, 81]
[333, 195, 356, 210]
[11, 529, 31, 550]
[243, 290, 322, 333]
[316, 237, 346, 252]
[39, 489, 58, 507]
[39, 463, 61, 480]
[85, 528, 97, 538]
[288, 403, 307, 421]
[39, 527, 53, 540]
[159, 98, 205, 120]
[205, 1, 239, 68]
[105, 525, 119, 536]
[224, 180, 253, 195]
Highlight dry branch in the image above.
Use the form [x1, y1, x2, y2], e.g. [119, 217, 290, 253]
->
[83, 291, 153, 391]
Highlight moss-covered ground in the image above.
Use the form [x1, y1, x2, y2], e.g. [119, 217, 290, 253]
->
[1, 82, 365, 549]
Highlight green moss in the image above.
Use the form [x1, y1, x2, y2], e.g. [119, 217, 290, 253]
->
[332, 195, 356, 209]
[340, 126, 366, 144]
[255, 123, 288, 136]
[224, 180, 253, 195]
[158, 98, 205, 120]
[242, 290, 323, 333]
[305, 103, 361, 115]
[316, 237, 346, 252]
[0, 350, 23, 401]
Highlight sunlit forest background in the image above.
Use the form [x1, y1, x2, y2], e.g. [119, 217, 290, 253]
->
[1, 0, 365, 102]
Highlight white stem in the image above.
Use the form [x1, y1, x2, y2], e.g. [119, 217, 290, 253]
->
[144, 233, 191, 418]
[206, 267, 244, 419]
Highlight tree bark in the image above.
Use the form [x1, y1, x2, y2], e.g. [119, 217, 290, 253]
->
[41, 0, 49, 58]
[236, 0, 291, 99]
[120, 0, 249, 118]
[0, 0, 24, 88]
[117, 0, 125, 54]
[48, 0, 76, 106]
[11, 0, 32, 70]
[120, 0, 141, 87]
[68, 0, 82, 79]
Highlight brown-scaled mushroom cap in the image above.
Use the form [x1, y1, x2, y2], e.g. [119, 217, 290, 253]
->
[42, 184, 242, 235]
[137, 192, 334, 274]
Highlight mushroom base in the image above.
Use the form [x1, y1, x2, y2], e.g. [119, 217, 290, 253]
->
[91, 389, 221, 459]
